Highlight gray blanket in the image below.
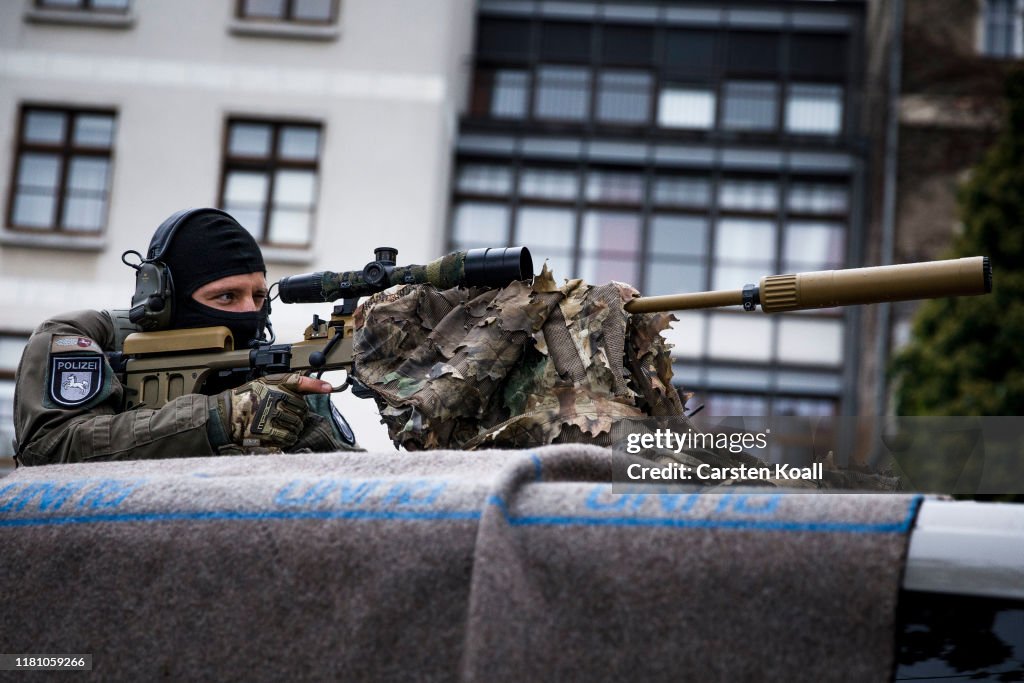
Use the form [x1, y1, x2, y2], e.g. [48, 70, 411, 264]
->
[0, 446, 919, 681]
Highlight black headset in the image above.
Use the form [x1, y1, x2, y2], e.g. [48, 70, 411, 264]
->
[122, 208, 238, 331]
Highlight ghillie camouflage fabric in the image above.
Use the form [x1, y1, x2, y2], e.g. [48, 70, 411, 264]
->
[351, 266, 684, 451]
[351, 270, 897, 490]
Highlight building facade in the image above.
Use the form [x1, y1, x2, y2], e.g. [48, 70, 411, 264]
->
[449, 0, 869, 419]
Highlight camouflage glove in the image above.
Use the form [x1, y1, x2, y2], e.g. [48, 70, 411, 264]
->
[206, 373, 309, 452]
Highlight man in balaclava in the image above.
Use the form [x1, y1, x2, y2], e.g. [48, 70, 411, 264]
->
[12, 208, 359, 465]
[156, 208, 271, 349]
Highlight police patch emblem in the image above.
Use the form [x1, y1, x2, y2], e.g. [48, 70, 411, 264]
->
[48, 354, 104, 407]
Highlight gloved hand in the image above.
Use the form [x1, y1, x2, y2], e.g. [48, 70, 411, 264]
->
[207, 373, 315, 451]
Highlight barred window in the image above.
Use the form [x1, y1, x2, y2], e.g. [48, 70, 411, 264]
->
[220, 119, 322, 248]
[7, 105, 116, 233]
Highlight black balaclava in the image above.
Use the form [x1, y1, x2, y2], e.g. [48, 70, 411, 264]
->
[151, 209, 268, 347]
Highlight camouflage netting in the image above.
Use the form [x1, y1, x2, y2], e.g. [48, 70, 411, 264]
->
[351, 266, 684, 451]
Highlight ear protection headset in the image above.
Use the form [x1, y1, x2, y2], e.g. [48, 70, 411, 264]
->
[122, 208, 239, 331]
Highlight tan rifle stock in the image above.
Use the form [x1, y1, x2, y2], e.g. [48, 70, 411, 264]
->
[119, 314, 354, 410]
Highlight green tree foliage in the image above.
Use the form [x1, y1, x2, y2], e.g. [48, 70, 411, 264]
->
[891, 72, 1024, 416]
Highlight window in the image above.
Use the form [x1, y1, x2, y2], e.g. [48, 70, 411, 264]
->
[777, 318, 843, 365]
[515, 207, 575, 278]
[658, 86, 716, 129]
[474, 69, 531, 119]
[790, 34, 848, 78]
[787, 183, 849, 214]
[713, 218, 777, 290]
[597, 72, 652, 124]
[772, 396, 836, 417]
[704, 393, 837, 417]
[477, 19, 532, 60]
[7, 106, 116, 233]
[220, 119, 322, 247]
[236, 0, 337, 24]
[783, 221, 845, 271]
[653, 176, 711, 207]
[453, 203, 509, 249]
[580, 211, 641, 285]
[540, 23, 591, 62]
[708, 314, 773, 362]
[718, 179, 778, 212]
[646, 215, 707, 295]
[722, 81, 778, 131]
[456, 165, 513, 196]
[35, 0, 129, 11]
[586, 171, 644, 204]
[704, 393, 770, 417]
[982, 0, 1024, 57]
[520, 168, 578, 200]
[785, 85, 843, 135]
[727, 32, 780, 76]
[664, 30, 717, 78]
[535, 67, 591, 121]
[601, 26, 655, 66]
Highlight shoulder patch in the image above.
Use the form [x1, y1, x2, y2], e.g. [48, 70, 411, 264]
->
[51, 335, 103, 354]
[48, 354, 105, 407]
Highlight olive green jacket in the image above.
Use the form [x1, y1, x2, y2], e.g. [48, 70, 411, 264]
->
[14, 310, 359, 466]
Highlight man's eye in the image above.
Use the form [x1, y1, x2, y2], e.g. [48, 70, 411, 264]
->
[216, 293, 236, 303]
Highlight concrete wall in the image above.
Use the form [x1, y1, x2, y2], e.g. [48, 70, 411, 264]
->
[0, 0, 477, 451]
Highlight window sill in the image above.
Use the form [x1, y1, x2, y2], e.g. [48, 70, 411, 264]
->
[227, 19, 340, 42]
[24, 7, 136, 29]
[0, 228, 106, 251]
[260, 246, 314, 266]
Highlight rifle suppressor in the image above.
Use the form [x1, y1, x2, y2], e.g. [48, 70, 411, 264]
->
[624, 256, 992, 314]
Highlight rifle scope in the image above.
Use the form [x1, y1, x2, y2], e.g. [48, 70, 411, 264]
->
[625, 256, 992, 314]
[278, 246, 533, 304]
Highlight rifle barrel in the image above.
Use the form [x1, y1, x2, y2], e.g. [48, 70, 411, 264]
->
[624, 289, 744, 314]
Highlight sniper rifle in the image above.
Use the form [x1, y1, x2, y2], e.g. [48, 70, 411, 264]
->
[110, 251, 992, 410]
